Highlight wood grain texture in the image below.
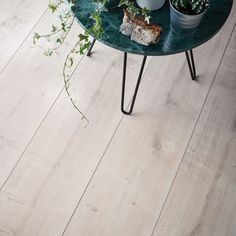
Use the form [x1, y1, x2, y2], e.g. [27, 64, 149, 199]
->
[152, 24, 236, 236]
[0, 1, 235, 236]
[0, 12, 85, 187]
[63, 7, 236, 236]
[0, 39, 152, 235]
[0, 0, 48, 73]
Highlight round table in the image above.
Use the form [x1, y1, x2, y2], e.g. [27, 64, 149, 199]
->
[72, 0, 233, 114]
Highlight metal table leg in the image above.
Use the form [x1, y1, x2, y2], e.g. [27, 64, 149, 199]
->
[121, 52, 147, 115]
[185, 49, 196, 80]
[87, 38, 96, 56]
[87, 42, 197, 114]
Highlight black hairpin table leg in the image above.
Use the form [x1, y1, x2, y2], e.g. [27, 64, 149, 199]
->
[87, 38, 96, 56]
[185, 49, 196, 80]
[121, 52, 147, 115]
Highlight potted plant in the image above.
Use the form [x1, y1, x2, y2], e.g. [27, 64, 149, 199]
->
[33, 0, 151, 122]
[170, 0, 210, 35]
[136, 0, 166, 10]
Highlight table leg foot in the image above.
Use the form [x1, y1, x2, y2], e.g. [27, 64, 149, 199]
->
[87, 38, 96, 56]
[185, 49, 197, 80]
[121, 52, 147, 115]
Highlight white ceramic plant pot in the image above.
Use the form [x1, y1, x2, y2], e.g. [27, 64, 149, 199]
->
[136, 0, 166, 10]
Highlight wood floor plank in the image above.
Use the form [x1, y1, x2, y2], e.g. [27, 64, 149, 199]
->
[0, 2, 235, 236]
[0, 12, 85, 187]
[62, 7, 236, 236]
[0, 39, 152, 235]
[152, 24, 236, 236]
[0, 0, 48, 73]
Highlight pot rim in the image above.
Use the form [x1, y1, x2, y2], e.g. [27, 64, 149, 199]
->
[169, 0, 210, 17]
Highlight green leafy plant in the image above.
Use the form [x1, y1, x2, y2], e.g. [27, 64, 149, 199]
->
[33, 0, 151, 122]
[171, 0, 209, 14]
[119, 0, 151, 22]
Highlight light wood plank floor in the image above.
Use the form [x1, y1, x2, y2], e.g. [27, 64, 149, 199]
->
[0, 1, 235, 236]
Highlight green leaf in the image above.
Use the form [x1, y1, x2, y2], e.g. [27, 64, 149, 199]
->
[48, 3, 57, 13]
[145, 15, 151, 24]
[33, 32, 40, 44]
[56, 38, 62, 43]
[78, 33, 89, 42]
[118, 0, 129, 7]
[44, 49, 53, 56]
[52, 25, 57, 32]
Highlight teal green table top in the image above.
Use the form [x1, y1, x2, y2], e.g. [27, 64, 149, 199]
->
[73, 0, 233, 56]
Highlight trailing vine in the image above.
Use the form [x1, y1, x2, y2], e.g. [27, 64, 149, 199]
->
[33, 0, 76, 56]
[62, 33, 90, 124]
[33, 0, 150, 122]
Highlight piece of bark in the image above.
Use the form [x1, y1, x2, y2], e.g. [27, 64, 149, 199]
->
[120, 9, 163, 46]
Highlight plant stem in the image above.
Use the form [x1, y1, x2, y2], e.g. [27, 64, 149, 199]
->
[62, 40, 89, 125]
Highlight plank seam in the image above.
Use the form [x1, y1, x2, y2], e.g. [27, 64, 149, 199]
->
[150, 23, 236, 236]
[0, 7, 48, 75]
[61, 56, 154, 236]
[0, 52, 87, 192]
